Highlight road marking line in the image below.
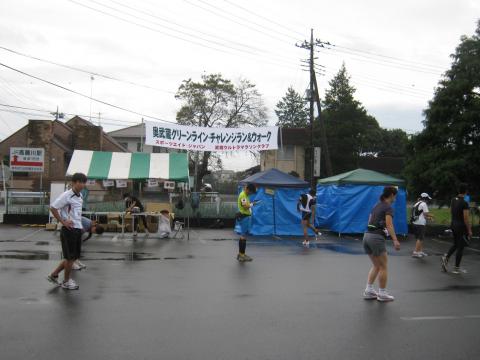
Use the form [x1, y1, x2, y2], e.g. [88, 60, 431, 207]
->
[401, 315, 480, 321]
[17, 228, 44, 241]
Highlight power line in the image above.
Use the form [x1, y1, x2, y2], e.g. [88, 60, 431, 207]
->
[101, 0, 301, 67]
[87, 0, 259, 55]
[196, 0, 299, 42]
[109, 0, 261, 52]
[222, 0, 305, 38]
[192, 0, 444, 75]
[108, 0, 302, 66]
[334, 44, 445, 71]
[0, 103, 140, 125]
[183, 0, 293, 45]
[0, 61, 177, 124]
[67, 0, 299, 70]
[0, 46, 175, 94]
[321, 46, 442, 75]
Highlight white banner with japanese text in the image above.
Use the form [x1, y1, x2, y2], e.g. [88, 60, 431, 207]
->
[145, 121, 278, 152]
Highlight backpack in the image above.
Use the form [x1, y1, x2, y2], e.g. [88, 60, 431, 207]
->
[410, 201, 424, 223]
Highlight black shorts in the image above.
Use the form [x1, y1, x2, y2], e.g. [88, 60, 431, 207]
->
[412, 224, 426, 241]
[301, 211, 312, 221]
[60, 227, 82, 260]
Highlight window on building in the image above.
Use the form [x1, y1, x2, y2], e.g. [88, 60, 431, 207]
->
[136, 142, 142, 152]
[152, 146, 166, 153]
[277, 145, 294, 160]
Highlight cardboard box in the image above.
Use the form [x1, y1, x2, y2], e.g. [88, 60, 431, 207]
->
[45, 223, 57, 231]
[145, 202, 172, 213]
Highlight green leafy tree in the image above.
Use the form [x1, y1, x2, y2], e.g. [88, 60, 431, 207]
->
[378, 129, 409, 157]
[275, 87, 308, 128]
[318, 63, 382, 173]
[175, 73, 267, 188]
[405, 21, 480, 201]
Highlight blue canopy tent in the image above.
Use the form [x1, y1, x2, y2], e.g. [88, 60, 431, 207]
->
[237, 168, 310, 236]
[315, 169, 408, 234]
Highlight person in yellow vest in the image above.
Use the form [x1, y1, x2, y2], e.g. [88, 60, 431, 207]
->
[236, 184, 258, 262]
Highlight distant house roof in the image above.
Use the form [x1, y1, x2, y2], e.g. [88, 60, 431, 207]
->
[318, 168, 405, 187]
[108, 123, 144, 138]
[66, 116, 126, 151]
[239, 168, 309, 188]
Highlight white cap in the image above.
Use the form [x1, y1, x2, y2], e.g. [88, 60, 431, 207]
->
[420, 192, 432, 199]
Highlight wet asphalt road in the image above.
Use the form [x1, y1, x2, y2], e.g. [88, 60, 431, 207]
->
[1, 225, 479, 360]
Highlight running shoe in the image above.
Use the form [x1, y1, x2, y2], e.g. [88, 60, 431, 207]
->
[237, 254, 246, 262]
[46, 274, 59, 285]
[441, 255, 449, 272]
[363, 289, 378, 300]
[303, 240, 310, 247]
[242, 254, 253, 262]
[412, 252, 423, 258]
[420, 251, 429, 257]
[452, 267, 467, 274]
[61, 279, 79, 290]
[72, 262, 82, 271]
[377, 291, 395, 302]
[76, 260, 87, 269]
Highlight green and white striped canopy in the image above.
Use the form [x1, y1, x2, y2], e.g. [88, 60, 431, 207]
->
[66, 150, 189, 180]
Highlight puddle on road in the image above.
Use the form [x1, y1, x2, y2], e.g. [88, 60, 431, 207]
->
[0, 249, 195, 262]
[0, 240, 34, 243]
[409, 285, 480, 293]
[248, 238, 365, 255]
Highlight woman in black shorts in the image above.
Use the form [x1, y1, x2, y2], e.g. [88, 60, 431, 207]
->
[362, 186, 401, 302]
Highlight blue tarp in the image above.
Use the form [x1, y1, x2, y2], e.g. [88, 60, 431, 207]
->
[239, 168, 309, 188]
[234, 186, 311, 236]
[315, 184, 408, 234]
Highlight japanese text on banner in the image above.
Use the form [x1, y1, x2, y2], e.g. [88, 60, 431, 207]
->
[145, 122, 278, 152]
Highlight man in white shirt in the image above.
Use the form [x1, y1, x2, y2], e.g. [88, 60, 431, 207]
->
[411, 192, 434, 258]
[47, 173, 87, 290]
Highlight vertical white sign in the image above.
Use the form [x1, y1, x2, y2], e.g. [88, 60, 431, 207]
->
[313, 147, 321, 177]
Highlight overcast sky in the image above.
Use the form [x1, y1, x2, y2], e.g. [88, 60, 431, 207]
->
[0, 0, 478, 170]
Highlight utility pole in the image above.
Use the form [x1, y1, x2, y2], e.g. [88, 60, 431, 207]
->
[140, 118, 144, 153]
[308, 29, 315, 187]
[89, 75, 94, 123]
[296, 30, 333, 181]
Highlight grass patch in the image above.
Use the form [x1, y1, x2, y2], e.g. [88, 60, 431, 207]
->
[408, 207, 450, 225]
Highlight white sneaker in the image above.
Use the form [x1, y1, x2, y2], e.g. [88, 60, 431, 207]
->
[363, 288, 378, 300]
[72, 262, 82, 271]
[412, 252, 423, 258]
[61, 279, 79, 290]
[452, 267, 467, 274]
[420, 251, 428, 257]
[377, 291, 395, 302]
[302, 240, 310, 247]
[76, 260, 87, 269]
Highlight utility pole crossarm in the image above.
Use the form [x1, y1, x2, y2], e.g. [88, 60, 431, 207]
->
[297, 29, 333, 180]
